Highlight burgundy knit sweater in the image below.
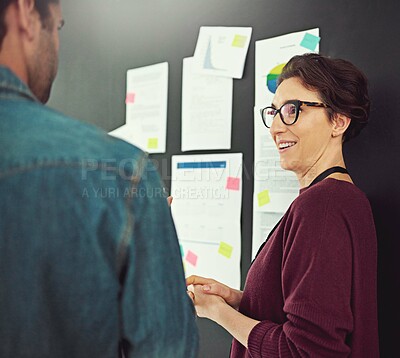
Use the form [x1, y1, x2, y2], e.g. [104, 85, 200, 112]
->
[231, 179, 379, 357]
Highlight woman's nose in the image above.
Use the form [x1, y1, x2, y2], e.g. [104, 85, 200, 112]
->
[269, 114, 286, 136]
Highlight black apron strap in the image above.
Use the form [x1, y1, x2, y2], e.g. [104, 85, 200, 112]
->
[308, 166, 348, 187]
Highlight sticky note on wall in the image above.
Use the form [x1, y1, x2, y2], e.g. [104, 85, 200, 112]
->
[218, 242, 233, 259]
[226, 177, 240, 191]
[185, 250, 198, 267]
[300, 33, 320, 51]
[232, 34, 247, 48]
[147, 138, 159, 149]
[125, 92, 135, 104]
[257, 190, 270, 207]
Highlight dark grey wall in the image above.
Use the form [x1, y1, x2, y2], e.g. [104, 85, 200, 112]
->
[49, 0, 400, 356]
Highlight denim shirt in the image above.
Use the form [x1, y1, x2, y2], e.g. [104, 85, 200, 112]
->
[0, 66, 198, 358]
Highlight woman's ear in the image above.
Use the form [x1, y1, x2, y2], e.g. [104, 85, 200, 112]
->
[331, 113, 351, 138]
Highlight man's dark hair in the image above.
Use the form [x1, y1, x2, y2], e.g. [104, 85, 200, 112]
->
[0, 0, 59, 47]
[278, 53, 370, 142]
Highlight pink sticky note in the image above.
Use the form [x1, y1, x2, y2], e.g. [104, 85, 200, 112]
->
[226, 177, 240, 191]
[185, 250, 198, 267]
[125, 92, 135, 104]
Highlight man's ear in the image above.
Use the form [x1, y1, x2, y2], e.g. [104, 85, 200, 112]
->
[15, 0, 38, 41]
[331, 113, 351, 138]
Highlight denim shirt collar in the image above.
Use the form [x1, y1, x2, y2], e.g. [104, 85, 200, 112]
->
[0, 65, 39, 102]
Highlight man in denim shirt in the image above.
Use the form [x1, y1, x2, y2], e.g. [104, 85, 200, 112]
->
[0, 1, 198, 357]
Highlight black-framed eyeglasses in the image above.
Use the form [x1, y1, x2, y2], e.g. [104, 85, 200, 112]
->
[260, 100, 330, 128]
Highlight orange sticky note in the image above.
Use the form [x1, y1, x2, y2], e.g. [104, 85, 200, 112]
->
[125, 92, 135, 104]
[185, 250, 198, 267]
[226, 177, 240, 191]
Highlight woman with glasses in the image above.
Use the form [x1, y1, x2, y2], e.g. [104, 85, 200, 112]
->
[187, 53, 379, 357]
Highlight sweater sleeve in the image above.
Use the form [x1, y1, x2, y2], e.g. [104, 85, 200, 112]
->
[247, 186, 354, 357]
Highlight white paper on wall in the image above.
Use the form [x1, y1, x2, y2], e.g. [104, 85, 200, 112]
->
[109, 62, 168, 153]
[171, 153, 243, 289]
[252, 29, 320, 258]
[192, 26, 252, 79]
[181, 57, 233, 151]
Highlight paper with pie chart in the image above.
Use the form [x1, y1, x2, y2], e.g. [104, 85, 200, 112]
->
[192, 26, 252, 79]
[255, 28, 320, 107]
[252, 29, 320, 259]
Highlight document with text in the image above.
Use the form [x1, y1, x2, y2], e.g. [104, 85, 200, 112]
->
[171, 153, 243, 289]
[109, 62, 168, 153]
[181, 57, 233, 151]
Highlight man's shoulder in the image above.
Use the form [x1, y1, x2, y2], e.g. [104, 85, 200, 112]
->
[38, 105, 142, 160]
[1, 102, 147, 171]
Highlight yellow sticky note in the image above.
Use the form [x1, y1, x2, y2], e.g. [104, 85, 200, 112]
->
[232, 34, 247, 48]
[147, 138, 158, 149]
[218, 242, 233, 259]
[257, 190, 270, 207]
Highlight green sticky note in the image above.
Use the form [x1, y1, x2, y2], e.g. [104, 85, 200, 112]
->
[147, 138, 158, 149]
[300, 33, 320, 51]
[232, 34, 247, 48]
[257, 190, 270, 207]
[179, 244, 184, 257]
[218, 242, 233, 259]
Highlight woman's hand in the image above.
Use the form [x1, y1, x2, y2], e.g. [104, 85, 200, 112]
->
[187, 279, 259, 348]
[186, 275, 243, 310]
[187, 284, 227, 320]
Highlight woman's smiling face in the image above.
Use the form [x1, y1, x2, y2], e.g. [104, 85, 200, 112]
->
[269, 77, 334, 178]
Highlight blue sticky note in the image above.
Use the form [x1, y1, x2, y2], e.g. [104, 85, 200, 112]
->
[300, 33, 320, 51]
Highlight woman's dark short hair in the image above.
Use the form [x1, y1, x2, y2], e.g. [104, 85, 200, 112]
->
[0, 0, 59, 47]
[278, 53, 370, 142]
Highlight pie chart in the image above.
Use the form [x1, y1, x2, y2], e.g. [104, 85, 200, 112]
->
[266, 63, 286, 94]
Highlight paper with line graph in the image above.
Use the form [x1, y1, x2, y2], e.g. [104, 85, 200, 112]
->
[171, 153, 242, 289]
[192, 26, 252, 79]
